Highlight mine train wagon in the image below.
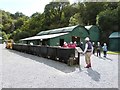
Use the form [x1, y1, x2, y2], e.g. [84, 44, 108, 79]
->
[12, 44, 79, 66]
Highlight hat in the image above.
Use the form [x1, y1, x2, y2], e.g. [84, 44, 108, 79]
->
[85, 37, 90, 41]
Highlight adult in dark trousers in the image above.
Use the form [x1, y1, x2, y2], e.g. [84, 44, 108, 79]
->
[102, 43, 107, 58]
[96, 42, 101, 57]
[92, 42, 96, 54]
[83, 37, 93, 68]
[79, 42, 84, 51]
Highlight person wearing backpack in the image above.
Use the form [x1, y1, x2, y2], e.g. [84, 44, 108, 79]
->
[83, 37, 93, 68]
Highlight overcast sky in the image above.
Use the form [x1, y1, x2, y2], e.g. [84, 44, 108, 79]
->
[0, 0, 76, 16]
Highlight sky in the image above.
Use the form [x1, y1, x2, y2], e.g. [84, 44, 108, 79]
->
[0, 0, 77, 16]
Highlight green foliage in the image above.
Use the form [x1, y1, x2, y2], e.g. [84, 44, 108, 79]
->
[97, 9, 118, 31]
[43, 1, 76, 29]
[117, 2, 120, 29]
[10, 12, 27, 19]
[13, 29, 30, 41]
[96, 8, 118, 44]
[1, 2, 119, 43]
[81, 2, 105, 25]
[69, 13, 83, 26]
[2, 31, 8, 41]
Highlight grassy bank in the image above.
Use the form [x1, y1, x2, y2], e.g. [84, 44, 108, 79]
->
[107, 51, 120, 55]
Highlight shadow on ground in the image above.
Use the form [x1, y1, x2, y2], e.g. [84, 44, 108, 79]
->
[99, 57, 113, 61]
[86, 68, 101, 82]
[94, 54, 113, 61]
[7, 49, 76, 73]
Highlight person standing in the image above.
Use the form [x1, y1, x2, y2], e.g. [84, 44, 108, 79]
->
[92, 42, 96, 54]
[96, 42, 101, 57]
[83, 37, 93, 68]
[30, 42, 33, 45]
[68, 42, 73, 48]
[72, 41, 77, 48]
[79, 42, 84, 51]
[63, 42, 68, 47]
[102, 43, 107, 58]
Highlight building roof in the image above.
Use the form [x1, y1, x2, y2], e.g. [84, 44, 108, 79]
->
[37, 25, 79, 36]
[21, 33, 68, 41]
[109, 32, 120, 38]
[85, 25, 93, 30]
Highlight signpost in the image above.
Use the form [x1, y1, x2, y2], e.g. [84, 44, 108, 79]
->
[75, 47, 83, 71]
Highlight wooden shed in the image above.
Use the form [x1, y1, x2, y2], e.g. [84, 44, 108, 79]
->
[109, 32, 120, 51]
[21, 25, 89, 46]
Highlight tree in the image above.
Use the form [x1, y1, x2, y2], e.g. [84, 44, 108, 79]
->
[2, 31, 8, 41]
[69, 13, 83, 26]
[82, 2, 105, 25]
[43, 1, 71, 29]
[96, 8, 118, 44]
[117, 2, 120, 30]
[10, 12, 26, 19]
[1, 10, 13, 33]
[14, 16, 28, 30]
[1, 2, 119, 43]
[103, 2, 118, 10]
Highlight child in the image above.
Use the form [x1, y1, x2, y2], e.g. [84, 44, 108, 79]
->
[102, 43, 107, 58]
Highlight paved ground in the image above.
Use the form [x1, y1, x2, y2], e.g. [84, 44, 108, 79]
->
[0, 44, 118, 88]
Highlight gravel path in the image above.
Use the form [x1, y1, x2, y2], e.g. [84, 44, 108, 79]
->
[0, 44, 118, 88]
[0, 44, 2, 90]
